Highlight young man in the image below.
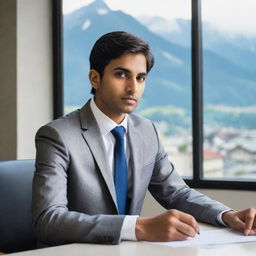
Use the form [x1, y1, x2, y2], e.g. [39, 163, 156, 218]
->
[32, 31, 256, 246]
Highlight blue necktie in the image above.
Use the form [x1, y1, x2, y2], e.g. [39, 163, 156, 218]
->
[111, 126, 128, 215]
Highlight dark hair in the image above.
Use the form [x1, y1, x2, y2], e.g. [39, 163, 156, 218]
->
[89, 31, 154, 95]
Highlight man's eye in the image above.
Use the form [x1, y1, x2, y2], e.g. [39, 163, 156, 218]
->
[137, 75, 146, 82]
[115, 72, 126, 78]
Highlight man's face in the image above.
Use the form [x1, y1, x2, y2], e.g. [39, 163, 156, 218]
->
[90, 53, 147, 123]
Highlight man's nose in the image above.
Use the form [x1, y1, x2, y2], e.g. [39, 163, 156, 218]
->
[126, 77, 138, 94]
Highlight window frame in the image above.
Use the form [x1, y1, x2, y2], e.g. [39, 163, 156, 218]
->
[52, 0, 256, 190]
[53, 0, 64, 119]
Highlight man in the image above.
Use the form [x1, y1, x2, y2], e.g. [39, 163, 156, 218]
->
[32, 31, 256, 246]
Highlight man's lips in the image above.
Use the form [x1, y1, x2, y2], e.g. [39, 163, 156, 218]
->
[122, 97, 138, 104]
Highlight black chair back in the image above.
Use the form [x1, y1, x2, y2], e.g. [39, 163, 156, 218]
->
[0, 160, 36, 253]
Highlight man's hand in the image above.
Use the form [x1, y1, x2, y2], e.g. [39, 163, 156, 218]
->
[135, 209, 200, 242]
[222, 208, 256, 235]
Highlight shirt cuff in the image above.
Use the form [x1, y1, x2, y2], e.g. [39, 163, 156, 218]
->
[120, 215, 139, 241]
[217, 209, 233, 226]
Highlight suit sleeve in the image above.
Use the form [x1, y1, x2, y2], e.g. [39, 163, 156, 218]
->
[148, 122, 230, 226]
[32, 125, 125, 246]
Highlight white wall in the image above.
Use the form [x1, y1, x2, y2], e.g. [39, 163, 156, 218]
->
[17, 0, 53, 159]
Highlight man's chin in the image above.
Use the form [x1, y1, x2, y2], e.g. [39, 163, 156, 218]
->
[122, 105, 137, 114]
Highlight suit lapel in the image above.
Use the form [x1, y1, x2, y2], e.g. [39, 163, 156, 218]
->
[127, 116, 143, 214]
[79, 101, 118, 211]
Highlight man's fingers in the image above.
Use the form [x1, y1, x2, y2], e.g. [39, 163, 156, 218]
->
[176, 211, 200, 234]
[172, 230, 190, 241]
[248, 229, 256, 236]
[233, 217, 246, 231]
[176, 221, 198, 237]
[245, 217, 254, 235]
[244, 209, 256, 235]
[169, 211, 199, 237]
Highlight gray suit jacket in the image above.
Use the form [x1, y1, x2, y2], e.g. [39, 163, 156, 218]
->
[32, 100, 229, 246]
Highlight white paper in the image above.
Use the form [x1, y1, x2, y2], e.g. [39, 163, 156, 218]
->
[147, 229, 256, 247]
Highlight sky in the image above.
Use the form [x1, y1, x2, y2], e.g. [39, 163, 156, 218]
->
[63, 0, 256, 37]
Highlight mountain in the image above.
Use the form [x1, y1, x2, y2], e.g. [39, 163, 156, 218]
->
[138, 16, 191, 48]
[139, 16, 256, 72]
[63, 0, 256, 110]
[63, 0, 192, 110]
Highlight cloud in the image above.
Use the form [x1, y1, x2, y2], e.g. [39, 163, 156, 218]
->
[202, 0, 256, 37]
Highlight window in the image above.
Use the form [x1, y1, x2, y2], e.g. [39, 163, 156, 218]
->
[202, 0, 256, 181]
[62, 0, 193, 178]
[53, 0, 256, 189]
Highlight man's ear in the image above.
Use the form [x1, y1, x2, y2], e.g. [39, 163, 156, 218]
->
[88, 69, 101, 90]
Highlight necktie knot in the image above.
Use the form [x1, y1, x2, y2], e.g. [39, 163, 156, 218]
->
[111, 126, 126, 141]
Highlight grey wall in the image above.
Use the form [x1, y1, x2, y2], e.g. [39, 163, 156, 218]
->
[0, 0, 17, 160]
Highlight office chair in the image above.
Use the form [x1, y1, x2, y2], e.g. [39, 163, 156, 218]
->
[0, 160, 36, 253]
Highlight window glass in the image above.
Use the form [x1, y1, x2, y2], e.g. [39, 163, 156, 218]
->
[63, 0, 192, 177]
[202, 0, 256, 179]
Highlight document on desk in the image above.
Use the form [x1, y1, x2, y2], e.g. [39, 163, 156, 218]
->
[147, 229, 256, 247]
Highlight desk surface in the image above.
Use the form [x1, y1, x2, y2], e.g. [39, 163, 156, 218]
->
[11, 225, 256, 256]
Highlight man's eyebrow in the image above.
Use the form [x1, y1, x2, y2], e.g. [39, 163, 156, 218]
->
[113, 67, 147, 76]
[113, 67, 131, 73]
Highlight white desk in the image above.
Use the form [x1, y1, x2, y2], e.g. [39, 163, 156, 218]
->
[11, 225, 256, 256]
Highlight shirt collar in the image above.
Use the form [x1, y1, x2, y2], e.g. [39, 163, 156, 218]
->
[90, 97, 128, 136]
